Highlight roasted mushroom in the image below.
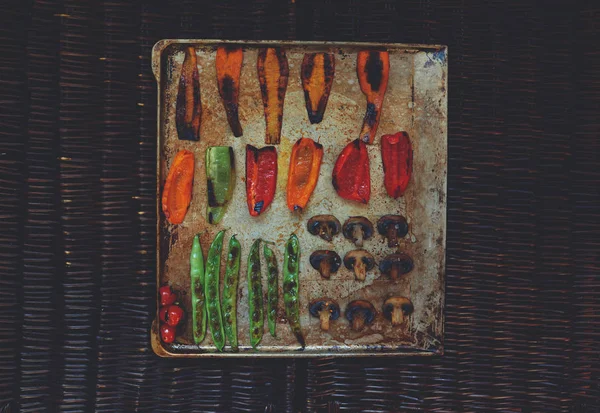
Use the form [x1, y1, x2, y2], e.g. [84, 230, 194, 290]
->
[377, 215, 408, 247]
[382, 297, 414, 326]
[343, 250, 375, 281]
[342, 216, 374, 247]
[307, 215, 341, 241]
[309, 298, 340, 331]
[345, 300, 376, 331]
[310, 250, 342, 279]
[379, 253, 414, 281]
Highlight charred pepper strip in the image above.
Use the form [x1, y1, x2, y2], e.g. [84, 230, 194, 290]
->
[190, 234, 207, 344]
[247, 239, 264, 348]
[286, 138, 324, 212]
[381, 132, 413, 198]
[283, 234, 305, 349]
[216, 46, 243, 137]
[263, 242, 279, 337]
[257, 48, 289, 144]
[206, 146, 235, 224]
[162, 150, 194, 225]
[246, 145, 278, 217]
[176, 46, 202, 141]
[301, 53, 335, 124]
[205, 230, 226, 351]
[357, 51, 389, 144]
[222, 235, 241, 351]
[332, 138, 371, 204]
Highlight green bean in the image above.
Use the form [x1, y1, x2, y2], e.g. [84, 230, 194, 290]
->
[263, 242, 279, 337]
[190, 234, 206, 344]
[283, 233, 305, 349]
[247, 239, 264, 348]
[205, 230, 226, 351]
[222, 235, 241, 351]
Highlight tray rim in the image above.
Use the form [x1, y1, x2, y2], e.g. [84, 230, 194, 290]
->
[152, 39, 448, 358]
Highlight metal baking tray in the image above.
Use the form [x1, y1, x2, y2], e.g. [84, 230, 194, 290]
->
[152, 40, 447, 357]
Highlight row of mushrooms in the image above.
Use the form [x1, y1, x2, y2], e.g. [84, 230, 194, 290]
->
[309, 297, 414, 332]
[310, 250, 414, 281]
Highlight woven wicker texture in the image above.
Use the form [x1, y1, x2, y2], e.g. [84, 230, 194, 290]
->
[0, 0, 598, 412]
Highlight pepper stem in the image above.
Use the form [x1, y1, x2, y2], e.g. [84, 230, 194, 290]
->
[319, 310, 331, 331]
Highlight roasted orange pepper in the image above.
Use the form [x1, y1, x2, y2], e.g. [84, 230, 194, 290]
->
[357, 51, 389, 144]
[216, 46, 243, 137]
[301, 53, 335, 124]
[287, 138, 324, 212]
[381, 132, 413, 198]
[257, 48, 289, 145]
[162, 150, 195, 224]
[176, 47, 202, 141]
[332, 139, 370, 204]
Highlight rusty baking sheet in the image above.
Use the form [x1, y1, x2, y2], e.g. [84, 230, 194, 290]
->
[152, 40, 447, 357]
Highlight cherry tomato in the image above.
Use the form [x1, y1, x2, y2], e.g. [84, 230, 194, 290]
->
[160, 323, 176, 343]
[166, 304, 184, 326]
[159, 285, 177, 307]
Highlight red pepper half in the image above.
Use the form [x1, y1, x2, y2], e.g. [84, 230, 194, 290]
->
[381, 132, 413, 198]
[246, 145, 278, 216]
[332, 139, 371, 204]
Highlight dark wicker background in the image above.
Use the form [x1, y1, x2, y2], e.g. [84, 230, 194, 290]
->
[0, 0, 598, 412]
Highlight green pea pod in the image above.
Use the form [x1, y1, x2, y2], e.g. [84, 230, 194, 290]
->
[283, 234, 305, 349]
[222, 235, 241, 351]
[247, 239, 264, 348]
[190, 234, 206, 344]
[205, 230, 226, 351]
[263, 242, 279, 337]
[206, 146, 235, 225]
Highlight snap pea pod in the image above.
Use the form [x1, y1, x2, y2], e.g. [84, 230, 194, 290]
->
[263, 242, 279, 337]
[247, 239, 264, 348]
[190, 234, 206, 344]
[283, 234, 305, 349]
[222, 235, 241, 351]
[206, 146, 235, 225]
[205, 230, 226, 351]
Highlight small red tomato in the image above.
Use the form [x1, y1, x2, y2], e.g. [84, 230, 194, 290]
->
[166, 304, 184, 326]
[159, 285, 177, 307]
[160, 323, 176, 343]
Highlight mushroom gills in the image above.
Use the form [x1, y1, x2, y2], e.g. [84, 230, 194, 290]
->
[309, 250, 341, 279]
[343, 250, 375, 281]
[345, 300, 376, 332]
[383, 297, 414, 326]
[342, 216, 374, 247]
[307, 215, 341, 241]
[379, 253, 413, 281]
[377, 215, 408, 248]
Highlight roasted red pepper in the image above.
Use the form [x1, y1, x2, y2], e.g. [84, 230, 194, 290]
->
[246, 145, 278, 216]
[381, 132, 413, 198]
[332, 139, 371, 204]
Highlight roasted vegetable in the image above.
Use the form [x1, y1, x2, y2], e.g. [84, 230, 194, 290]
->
[247, 239, 264, 348]
[357, 51, 389, 144]
[216, 46, 243, 137]
[162, 149, 195, 225]
[176, 46, 202, 141]
[377, 215, 408, 248]
[342, 216, 374, 247]
[332, 139, 371, 203]
[381, 132, 413, 198]
[301, 53, 335, 124]
[379, 253, 414, 281]
[190, 234, 207, 344]
[343, 250, 375, 281]
[287, 138, 324, 212]
[309, 298, 340, 331]
[206, 146, 235, 224]
[306, 215, 341, 242]
[382, 297, 414, 326]
[222, 235, 241, 351]
[257, 48, 289, 144]
[205, 230, 226, 351]
[345, 300, 376, 331]
[246, 145, 278, 216]
[263, 242, 279, 338]
[309, 250, 341, 279]
[159, 304, 184, 327]
[283, 234, 305, 348]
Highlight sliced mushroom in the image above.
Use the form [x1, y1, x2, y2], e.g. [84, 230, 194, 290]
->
[309, 298, 340, 331]
[345, 300, 376, 331]
[343, 250, 375, 281]
[342, 216, 374, 247]
[310, 250, 342, 279]
[379, 253, 414, 281]
[377, 215, 408, 247]
[382, 297, 414, 326]
[307, 215, 341, 241]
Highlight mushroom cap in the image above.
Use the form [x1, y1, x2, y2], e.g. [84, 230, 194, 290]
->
[382, 296, 414, 320]
[343, 249, 376, 271]
[307, 215, 342, 239]
[379, 253, 414, 276]
[309, 298, 341, 320]
[344, 300, 376, 325]
[342, 216, 374, 241]
[310, 250, 342, 273]
[376, 215, 409, 237]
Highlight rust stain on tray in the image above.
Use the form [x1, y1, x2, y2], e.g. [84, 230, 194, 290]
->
[153, 40, 447, 357]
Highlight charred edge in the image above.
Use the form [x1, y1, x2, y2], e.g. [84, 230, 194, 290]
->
[276, 49, 289, 76]
[177, 125, 198, 141]
[248, 145, 259, 162]
[365, 51, 384, 92]
[352, 138, 362, 149]
[208, 211, 214, 224]
[295, 331, 306, 349]
[228, 147, 235, 168]
[313, 141, 324, 151]
[364, 102, 378, 127]
[323, 53, 335, 83]
[301, 54, 315, 82]
[229, 245, 240, 262]
[331, 175, 339, 191]
[206, 179, 219, 207]
[253, 200, 264, 214]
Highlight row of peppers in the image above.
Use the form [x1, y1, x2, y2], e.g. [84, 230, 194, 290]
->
[178, 47, 389, 145]
[162, 132, 412, 225]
